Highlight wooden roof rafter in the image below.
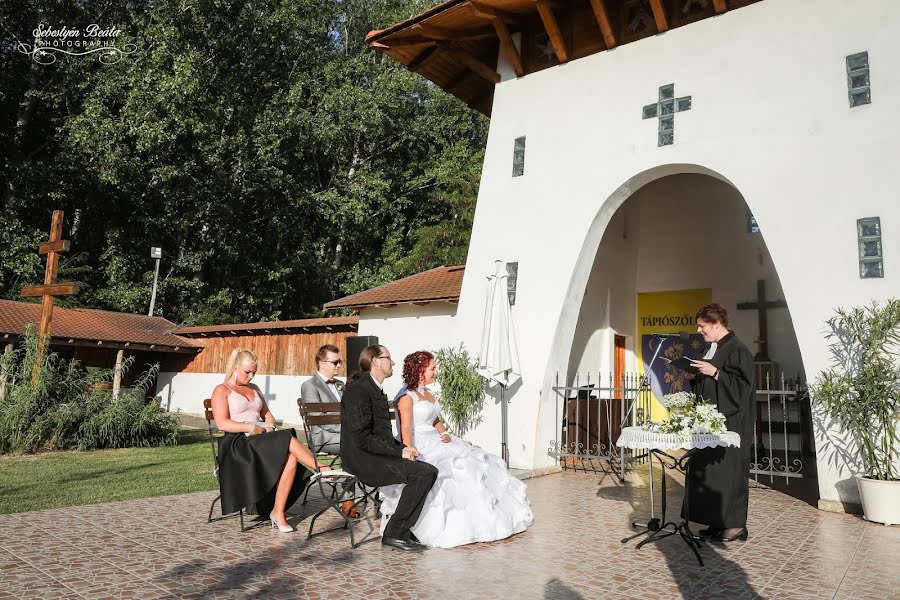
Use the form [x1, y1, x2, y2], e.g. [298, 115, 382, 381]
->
[713, 0, 728, 14]
[469, 0, 525, 77]
[534, 0, 569, 64]
[649, 0, 669, 33]
[589, 0, 617, 49]
[436, 40, 501, 84]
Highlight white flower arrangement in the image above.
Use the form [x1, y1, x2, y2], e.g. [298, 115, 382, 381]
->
[643, 392, 728, 439]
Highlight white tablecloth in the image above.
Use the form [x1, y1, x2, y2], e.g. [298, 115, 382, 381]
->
[616, 426, 741, 451]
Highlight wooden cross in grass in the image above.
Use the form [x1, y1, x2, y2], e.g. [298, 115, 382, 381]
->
[20, 210, 79, 380]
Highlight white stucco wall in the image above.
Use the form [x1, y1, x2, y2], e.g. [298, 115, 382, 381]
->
[156, 372, 317, 425]
[356, 302, 460, 402]
[448, 0, 898, 506]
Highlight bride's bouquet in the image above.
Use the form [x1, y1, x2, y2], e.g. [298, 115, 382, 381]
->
[643, 391, 727, 439]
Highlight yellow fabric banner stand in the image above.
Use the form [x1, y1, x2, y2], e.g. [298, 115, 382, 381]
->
[637, 289, 712, 421]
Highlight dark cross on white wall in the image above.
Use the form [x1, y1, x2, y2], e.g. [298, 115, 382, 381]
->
[737, 279, 787, 361]
[642, 83, 692, 146]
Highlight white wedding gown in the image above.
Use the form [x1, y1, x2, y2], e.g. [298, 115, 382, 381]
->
[378, 389, 534, 548]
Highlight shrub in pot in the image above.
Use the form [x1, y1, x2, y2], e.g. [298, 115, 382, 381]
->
[811, 299, 899, 524]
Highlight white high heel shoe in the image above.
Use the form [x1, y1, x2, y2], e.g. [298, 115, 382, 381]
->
[270, 512, 293, 533]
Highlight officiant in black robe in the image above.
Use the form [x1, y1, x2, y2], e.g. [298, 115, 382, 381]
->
[685, 303, 755, 542]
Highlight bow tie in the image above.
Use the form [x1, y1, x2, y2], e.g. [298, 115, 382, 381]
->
[325, 379, 338, 385]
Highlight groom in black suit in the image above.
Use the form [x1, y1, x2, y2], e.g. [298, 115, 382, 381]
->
[340, 344, 437, 552]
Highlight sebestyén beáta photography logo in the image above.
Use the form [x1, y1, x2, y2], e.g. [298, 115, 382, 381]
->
[17, 23, 136, 65]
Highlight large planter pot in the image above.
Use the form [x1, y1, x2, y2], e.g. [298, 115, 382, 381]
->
[856, 476, 900, 526]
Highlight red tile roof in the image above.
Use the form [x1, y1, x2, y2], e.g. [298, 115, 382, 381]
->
[174, 316, 359, 336]
[0, 300, 203, 352]
[324, 265, 464, 310]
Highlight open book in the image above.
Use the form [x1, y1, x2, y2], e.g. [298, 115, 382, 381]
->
[661, 356, 701, 375]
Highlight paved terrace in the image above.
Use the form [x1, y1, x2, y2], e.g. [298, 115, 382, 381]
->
[1, 467, 896, 600]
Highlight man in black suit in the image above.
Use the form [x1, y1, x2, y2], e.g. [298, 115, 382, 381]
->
[340, 344, 437, 552]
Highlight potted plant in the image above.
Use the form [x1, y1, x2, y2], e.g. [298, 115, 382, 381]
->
[435, 345, 486, 436]
[811, 299, 899, 525]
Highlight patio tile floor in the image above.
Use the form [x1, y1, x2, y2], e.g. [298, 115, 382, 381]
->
[1, 467, 896, 599]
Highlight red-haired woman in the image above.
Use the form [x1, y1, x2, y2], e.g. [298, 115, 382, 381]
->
[378, 350, 534, 548]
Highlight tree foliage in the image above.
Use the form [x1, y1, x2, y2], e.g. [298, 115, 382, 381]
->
[0, 0, 487, 324]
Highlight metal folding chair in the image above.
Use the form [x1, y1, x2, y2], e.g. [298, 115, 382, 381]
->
[297, 398, 373, 548]
[203, 398, 256, 532]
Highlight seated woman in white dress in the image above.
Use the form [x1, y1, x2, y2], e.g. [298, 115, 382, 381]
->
[378, 351, 534, 548]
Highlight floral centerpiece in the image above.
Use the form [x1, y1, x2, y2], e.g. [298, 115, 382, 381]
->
[643, 391, 727, 439]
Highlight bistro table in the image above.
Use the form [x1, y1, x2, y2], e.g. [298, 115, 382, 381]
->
[616, 426, 741, 566]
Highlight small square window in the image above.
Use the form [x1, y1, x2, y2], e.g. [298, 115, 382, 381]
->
[642, 104, 658, 119]
[846, 52, 868, 71]
[748, 212, 761, 234]
[859, 240, 882, 258]
[846, 52, 871, 108]
[512, 136, 526, 177]
[850, 89, 871, 107]
[860, 260, 883, 279]
[858, 219, 881, 237]
[658, 131, 674, 146]
[659, 116, 674, 132]
[676, 96, 692, 112]
[849, 71, 870, 89]
[659, 84, 675, 100]
[660, 100, 675, 116]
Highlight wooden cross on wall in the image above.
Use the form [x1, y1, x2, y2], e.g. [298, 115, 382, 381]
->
[20, 210, 79, 361]
[736, 279, 786, 361]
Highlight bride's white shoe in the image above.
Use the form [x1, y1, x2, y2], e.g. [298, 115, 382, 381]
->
[270, 512, 293, 533]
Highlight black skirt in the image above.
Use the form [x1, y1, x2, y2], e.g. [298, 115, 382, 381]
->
[217, 429, 310, 517]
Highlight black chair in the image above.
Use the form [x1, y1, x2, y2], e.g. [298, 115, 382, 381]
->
[297, 398, 375, 548]
[203, 398, 256, 532]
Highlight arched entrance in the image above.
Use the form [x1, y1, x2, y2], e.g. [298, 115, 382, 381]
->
[545, 166, 816, 495]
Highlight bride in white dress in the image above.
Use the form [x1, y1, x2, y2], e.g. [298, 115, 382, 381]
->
[378, 351, 534, 548]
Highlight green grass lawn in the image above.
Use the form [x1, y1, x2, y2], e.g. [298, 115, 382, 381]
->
[0, 429, 218, 515]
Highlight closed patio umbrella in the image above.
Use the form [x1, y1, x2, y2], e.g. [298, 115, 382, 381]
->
[478, 260, 521, 466]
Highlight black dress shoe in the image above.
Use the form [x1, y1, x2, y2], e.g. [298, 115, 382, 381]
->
[381, 537, 423, 552]
[698, 527, 723, 538]
[711, 527, 748, 542]
[408, 532, 421, 544]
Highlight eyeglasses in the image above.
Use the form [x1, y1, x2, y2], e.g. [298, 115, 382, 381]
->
[320, 359, 343, 366]
[374, 355, 393, 362]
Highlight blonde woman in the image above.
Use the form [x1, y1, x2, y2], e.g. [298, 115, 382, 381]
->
[211, 349, 330, 532]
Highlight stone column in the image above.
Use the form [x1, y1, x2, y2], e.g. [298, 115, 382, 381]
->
[112, 348, 124, 399]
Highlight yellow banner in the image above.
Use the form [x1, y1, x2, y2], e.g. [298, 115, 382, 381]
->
[637, 289, 712, 420]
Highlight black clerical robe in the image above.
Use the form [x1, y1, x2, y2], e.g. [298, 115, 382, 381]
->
[683, 332, 755, 529]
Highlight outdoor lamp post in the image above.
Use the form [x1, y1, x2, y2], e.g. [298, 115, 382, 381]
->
[148, 246, 162, 316]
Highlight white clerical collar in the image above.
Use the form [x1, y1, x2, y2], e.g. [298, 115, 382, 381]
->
[369, 373, 384, 390]
[703, 343, 718, 360]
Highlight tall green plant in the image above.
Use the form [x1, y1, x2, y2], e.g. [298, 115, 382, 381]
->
[811, 299, 900, 481]
[0, 328, 179, 453]
[435, 345, 486, 435]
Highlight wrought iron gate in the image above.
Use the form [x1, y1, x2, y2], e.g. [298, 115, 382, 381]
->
[548, 372, 653, 479]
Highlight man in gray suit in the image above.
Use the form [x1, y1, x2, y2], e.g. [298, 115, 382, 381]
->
[300, 344, 344, 454]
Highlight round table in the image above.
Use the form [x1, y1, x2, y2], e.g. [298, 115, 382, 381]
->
[616, 426, 741, 566]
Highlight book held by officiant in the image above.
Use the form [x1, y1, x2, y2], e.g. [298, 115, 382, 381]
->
[661, 356, 701, 375]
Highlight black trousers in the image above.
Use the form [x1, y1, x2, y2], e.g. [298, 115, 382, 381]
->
[358, 457, 437, 539]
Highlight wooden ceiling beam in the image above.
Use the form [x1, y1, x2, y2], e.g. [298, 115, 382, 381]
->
[407, 45, 438, 71]
[589, 0, 617, 49]
[713, 0, 728, 14]
[534, 0, 569, 63]
[411, 23, 497, 41]
[487, 12, 524, 76]
[649, 0, 669, 32]
[437, 41, 501, 84]
[468, 1, 520, 26]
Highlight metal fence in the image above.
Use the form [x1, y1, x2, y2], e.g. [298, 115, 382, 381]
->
[548, 370, 814, 484]
[751, 374, 812, 484]
[548, 372, 653, 479]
